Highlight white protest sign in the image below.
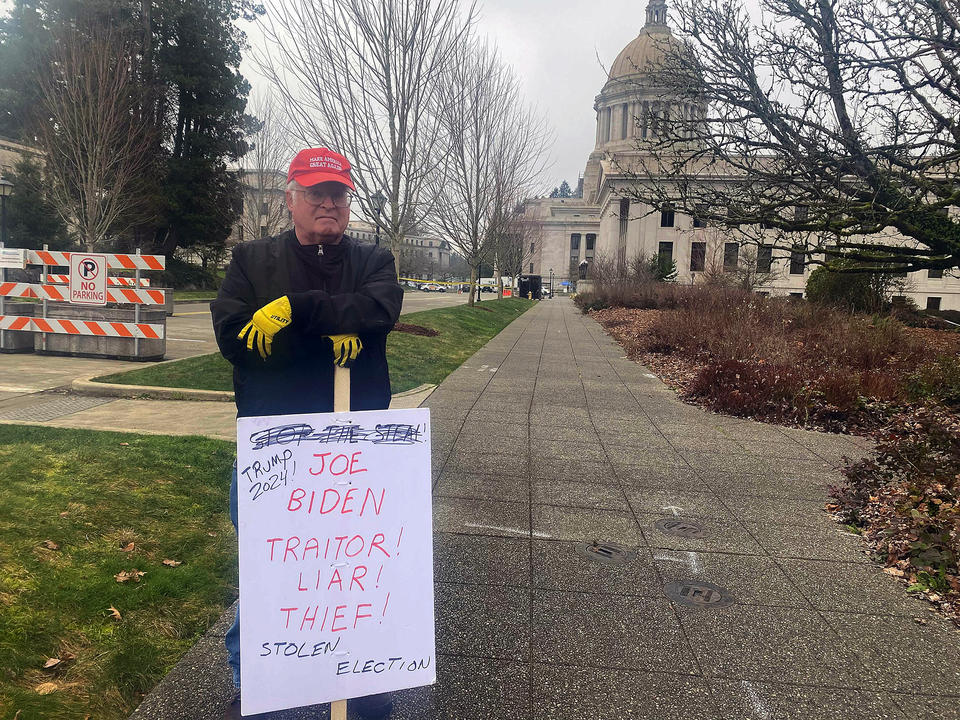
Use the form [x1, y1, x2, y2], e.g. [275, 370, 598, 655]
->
[237, 408, 434, 715]
[69, 253, 107, 305]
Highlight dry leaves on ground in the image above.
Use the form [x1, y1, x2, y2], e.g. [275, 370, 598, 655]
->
[42, 652, 75, 670]
[114, 569, 145, 583]
[161, 559, 182, 567]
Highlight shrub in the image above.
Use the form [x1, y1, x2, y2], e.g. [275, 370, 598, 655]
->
[687, 359, 811, 422]
[805, 260, 903, 314]
[831, 407, 960, 621]
[907, 356, 960, 410]
[151, 257, 219, 290]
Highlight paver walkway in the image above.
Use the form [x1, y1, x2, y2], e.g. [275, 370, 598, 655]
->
[125, 298, 958, 719]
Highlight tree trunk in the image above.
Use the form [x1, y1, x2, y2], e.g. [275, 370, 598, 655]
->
[467, 265, 476, 307]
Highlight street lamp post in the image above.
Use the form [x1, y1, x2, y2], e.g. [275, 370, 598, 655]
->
[371, 190, 387, 246]
[0, 177, 13, 351]
[549, 268, 553, 298]
[0, 177, 12, 247]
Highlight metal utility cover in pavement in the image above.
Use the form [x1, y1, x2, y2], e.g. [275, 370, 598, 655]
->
[654, 517, 707, 539]
[577, 541, 635, 566]
[664, 580, 736, 609]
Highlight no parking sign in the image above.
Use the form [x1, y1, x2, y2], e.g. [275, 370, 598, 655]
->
[69, 253, 107, 305]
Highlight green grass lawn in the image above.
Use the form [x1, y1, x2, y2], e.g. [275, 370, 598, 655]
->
[95, 297, 535, 394]
[172, 291, 218, 301]
[0, 426, 236, 719]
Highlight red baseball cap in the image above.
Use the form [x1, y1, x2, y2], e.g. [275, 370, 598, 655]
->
[287, 148, 355, 190]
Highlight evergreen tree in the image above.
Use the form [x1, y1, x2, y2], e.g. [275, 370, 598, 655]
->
[0, 1, 52, 138]
[149, 0, 262, 257]
[5, 156, 72, 249]
[558, 180, 571, 198]
[0, 0, 261, 259]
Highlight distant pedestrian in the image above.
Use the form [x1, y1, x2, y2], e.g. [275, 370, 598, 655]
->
[211, 147, 402, 719]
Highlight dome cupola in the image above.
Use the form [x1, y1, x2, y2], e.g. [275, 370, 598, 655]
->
[607, 0, 681, 82]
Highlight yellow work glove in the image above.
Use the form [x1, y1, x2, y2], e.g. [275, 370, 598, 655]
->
[328, 333, 362, 368]
[238, 296, 292, 359]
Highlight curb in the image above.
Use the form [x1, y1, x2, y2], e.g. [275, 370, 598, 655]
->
[71, 378, 437, 404]
[72, 378, 235, 401]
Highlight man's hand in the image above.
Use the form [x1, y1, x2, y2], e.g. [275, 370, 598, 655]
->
[328, 333, 362, 368]
[238, 296, 292, 359]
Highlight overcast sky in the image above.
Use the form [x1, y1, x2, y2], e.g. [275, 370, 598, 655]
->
[239, 0, 652, 194]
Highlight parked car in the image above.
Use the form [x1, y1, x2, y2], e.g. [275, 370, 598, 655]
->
[420, 283, 442, 292]
[480, 285, 495, 293]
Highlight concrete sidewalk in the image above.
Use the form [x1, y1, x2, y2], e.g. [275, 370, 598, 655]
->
[126, 297, 958, 719]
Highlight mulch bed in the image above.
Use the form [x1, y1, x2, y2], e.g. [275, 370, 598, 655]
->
[591, 305, 960, 626]
[394, 322, 439, 337]
[592, 307, 700, 395]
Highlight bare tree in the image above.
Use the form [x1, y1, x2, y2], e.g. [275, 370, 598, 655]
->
[698, 238, 780, 292]
[430, 41, 551, 305]
[495, 208, 543, 294]
[253, 0, 475, 252]
[36, 24, 155, 251]
[626, 0, 960, 273]
[239, 91, 293, 243]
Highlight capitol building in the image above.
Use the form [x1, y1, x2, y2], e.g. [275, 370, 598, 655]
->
[524, 0, 959, 312]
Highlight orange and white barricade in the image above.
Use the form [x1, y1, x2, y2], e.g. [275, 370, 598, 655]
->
[0, 247, 167, 350]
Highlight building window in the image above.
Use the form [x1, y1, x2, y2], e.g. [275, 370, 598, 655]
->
[723, 243, 739, 271]
[260, 226, 268, 238]
[586, 234, 595, 251]
[658, 241, 673, 264]
[529, 262, 534, 273]
[260, 202, 269, 215]
[570, 233, 581, 251]
[927, 296, 942, 311]
[530, 242, 535, 254]
[621, 103, 629, 139]
[690, 241, 706, 271]
[660, 206, 675, 227]
[789, 246, 805, 275]
[789, 292, 803, 299]
[693, 215, 707, 228]
[795, 205, 809, 222]
[929, 268, 944, 279]
[238, 226, 244, 243]
[757, 245, 773, 273]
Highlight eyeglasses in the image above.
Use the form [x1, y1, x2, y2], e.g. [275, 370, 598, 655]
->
[292, 187, 353, 208]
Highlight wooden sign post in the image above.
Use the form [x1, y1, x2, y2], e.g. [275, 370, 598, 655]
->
[331, 364, 350, 720]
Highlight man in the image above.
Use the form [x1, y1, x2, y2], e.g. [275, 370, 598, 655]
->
[211, 147, 402, 719]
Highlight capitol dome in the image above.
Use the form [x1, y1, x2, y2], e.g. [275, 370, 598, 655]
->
[607, 0, 683, 82]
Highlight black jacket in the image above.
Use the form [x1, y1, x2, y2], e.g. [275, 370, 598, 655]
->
[211, 231, 403, 418]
